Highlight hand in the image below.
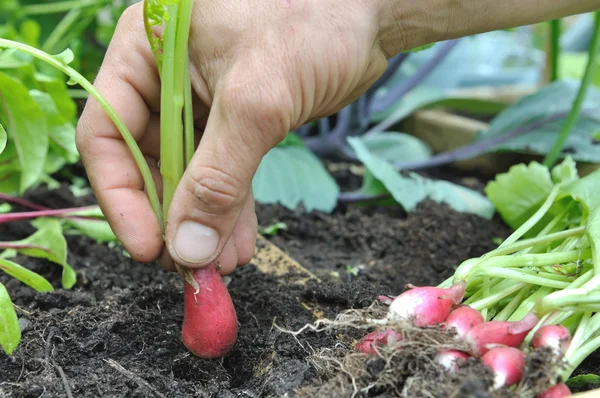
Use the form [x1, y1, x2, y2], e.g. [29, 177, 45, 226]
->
[76, 0, 389, 273]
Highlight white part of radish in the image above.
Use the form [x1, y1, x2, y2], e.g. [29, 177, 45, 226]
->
[436, 350, 469, 373]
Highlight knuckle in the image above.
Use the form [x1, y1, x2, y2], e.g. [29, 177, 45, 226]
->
[219, 77, 292, 144]
[119, 3, 142, 26]
[185, 166, 246, 213]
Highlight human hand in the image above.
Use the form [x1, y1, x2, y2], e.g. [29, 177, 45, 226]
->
[76, 0, 390, 273]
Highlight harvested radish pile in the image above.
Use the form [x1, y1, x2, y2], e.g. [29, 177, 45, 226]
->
[286, 158, 600, 398]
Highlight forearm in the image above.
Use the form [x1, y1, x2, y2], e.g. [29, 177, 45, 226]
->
[377, 0, 600, 56]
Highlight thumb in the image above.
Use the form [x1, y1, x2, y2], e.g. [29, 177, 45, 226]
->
[165, 83, 290, 268]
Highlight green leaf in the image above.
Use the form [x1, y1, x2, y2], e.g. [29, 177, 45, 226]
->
[52, 49, 74, 66]
[357, 132, 431, 163]
[349, 137, 494, 218]
[0, 122, 6, 154]
[560, 168, 600, 218]
[29, 90, 78, 164]
[63, 207, 117, 243]
[551, 155, 578, 184]
[258, 222, 288, 236]
[484, 162, 554, 230]
[0, 71, 48, 193]
[253, 142, 339, 213]
[0, 282, 20, 355]
[0, 258, 53, 292]
[10, 218, 76, 289]
[0, 203, 11, 213]
[481, 80, 600, 163]
[567, 374, 600, 390]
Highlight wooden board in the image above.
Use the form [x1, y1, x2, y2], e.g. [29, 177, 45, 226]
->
[251, 234, 319, 286]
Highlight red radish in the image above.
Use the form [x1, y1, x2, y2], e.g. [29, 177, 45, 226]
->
[386, 282, 466, 327]
[444, 305, 485, 338]
[532, 325, 571, 355]
[538, 383, 572, 398]
[356, 329, 402, 354]
[465, 312, 539, 356]
[181, 264, 238, 358]
[436, 350, 470, 372]
[481, 346, 525, 389]
[377, 295, 395, 305]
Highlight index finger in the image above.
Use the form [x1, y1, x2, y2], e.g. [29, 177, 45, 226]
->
[76, 4, 163, 262]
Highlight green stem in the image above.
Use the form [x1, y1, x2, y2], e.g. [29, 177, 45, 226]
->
[581, 312, 600, 344]
[500, 185, 561, 248]
[42, 8, 82, 53]
[548, 19, 561, 82]
[492, 284, 534, 321]
[475, 248, 591, 270]
[476, 268, 570, 289]
[543, 11, 600, 167]
[565, 311, 592, 360]
[563, 334, 600, 379]
[20, 0, 107, 15]
[509, 286, 554, 322]
[159, 3, 184, 217]
[0, 39, 163, 229]
[184, 60, 195, 167]
[469, 282, 527, 311]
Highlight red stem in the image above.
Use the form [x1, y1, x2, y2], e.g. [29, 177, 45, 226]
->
[0, 242, 52, 253]
[0, 193, 48, 210]
[0, 205, 101, 224]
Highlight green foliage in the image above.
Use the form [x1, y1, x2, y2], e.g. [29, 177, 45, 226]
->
[481, 80, 600, 163]
[253, 134, 339, 213]
[0, 282, 20, 355]
[560, 53, 600, 87]
[0, 71, 48, 193]
[358, 131, 432, 162]
[485, 162, 555, 230]
[0, 123, 6, 154]
[2, 218, 76, 288]
[485, 158, 600, 238]
[349, 137, 495, 218]
[567, 374, 600, 390]
[258, 222, 288, 236]
[0, 258, 53, 292]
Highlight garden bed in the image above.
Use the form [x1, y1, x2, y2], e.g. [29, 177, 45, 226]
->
[0, 167, 598, 397]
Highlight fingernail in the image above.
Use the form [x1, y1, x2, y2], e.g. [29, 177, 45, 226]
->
[173, 221, 219, 264]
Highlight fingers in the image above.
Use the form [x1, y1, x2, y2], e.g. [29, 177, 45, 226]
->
[164, 76, 290, 268]
[76, 4, 163, 263]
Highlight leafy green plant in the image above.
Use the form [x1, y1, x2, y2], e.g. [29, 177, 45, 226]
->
[0, 192, 116, 354]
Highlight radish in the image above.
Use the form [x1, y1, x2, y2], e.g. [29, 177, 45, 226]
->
[538, 383, 572, 398]
[356, 328, 402, 354]
[181, 264, 238, 358]
[481, 346, 525, 389]
[532, 325, 571, 355]
[465, 312, 539, 356]
[444, 305, 485, 338]
[385, 282, 466, 327]
[435, 350, 470, 372]
[377, 295, 395, 305]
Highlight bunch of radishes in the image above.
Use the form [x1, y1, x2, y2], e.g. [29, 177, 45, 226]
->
[356, 283, 573, 397]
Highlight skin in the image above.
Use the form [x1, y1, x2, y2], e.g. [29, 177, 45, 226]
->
[77, 0, 600, 274]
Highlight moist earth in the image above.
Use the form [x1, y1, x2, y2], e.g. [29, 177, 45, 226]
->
[0, 174, 595, 397]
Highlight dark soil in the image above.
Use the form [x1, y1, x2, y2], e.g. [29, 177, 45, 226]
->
[0, 170, 593, 397]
